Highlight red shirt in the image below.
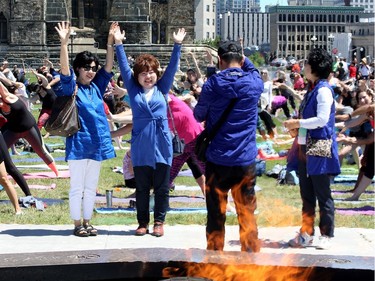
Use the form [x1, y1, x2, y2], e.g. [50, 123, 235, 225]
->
[349, 65, 357, 78]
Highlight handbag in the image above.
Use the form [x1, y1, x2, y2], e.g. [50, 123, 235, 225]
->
[164, 94, 185, 156]
[195, 98, 237, 162]
[306, 134, 332, 158]
[45, 85, 80, 137]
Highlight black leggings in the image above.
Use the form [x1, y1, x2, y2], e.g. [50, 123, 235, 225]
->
[0, 132, 31, 196]
[2, 124, 54, 165]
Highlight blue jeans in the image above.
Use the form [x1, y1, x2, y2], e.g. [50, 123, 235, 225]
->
[134, 163, 170, 224]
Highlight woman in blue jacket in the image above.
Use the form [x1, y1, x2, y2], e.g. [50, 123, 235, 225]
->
[55, 22, 117, 237]
[114, 26, 186, 237]
[284, 48, 341, 250]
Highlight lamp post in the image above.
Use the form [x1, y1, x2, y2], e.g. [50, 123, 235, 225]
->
[328, 33, 334, 56]
[311, 35, 317, 49]
[219, 14, 222, 39]
[70, 30, 77, 66]
[227, 11, 231, 40]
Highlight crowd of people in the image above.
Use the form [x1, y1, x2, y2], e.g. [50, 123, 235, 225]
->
[0, 21, 373, 253]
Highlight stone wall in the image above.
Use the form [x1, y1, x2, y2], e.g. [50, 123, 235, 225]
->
[0, 0, 198, 62]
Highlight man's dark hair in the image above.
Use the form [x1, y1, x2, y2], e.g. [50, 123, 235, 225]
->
[307, 48, 333, 79]
[73, 51, 100, 77]
[218, 41, 243, 64]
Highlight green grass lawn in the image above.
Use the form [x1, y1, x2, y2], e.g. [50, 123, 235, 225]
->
[0, 97, 373, 229]
[0, 117, 373, 229]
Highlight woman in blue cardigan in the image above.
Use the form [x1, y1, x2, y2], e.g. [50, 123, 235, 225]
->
[114, 26, 186, 237]
[284, 48, 341, 250]
[55, 21, 117, 237]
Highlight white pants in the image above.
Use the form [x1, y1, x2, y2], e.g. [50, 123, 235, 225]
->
[68, 159, 101, 221]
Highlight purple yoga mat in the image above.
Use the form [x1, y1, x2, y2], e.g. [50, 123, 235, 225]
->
[11, 170, 70, 179]
[336, 205, 375, 216]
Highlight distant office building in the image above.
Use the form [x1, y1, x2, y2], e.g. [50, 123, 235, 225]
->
[268, 5, 371, 60]
[195, 0, 217, 41]
[216, 0, 261, 38]
[219, 11, 269, 48]
[288, 0, 374, 15]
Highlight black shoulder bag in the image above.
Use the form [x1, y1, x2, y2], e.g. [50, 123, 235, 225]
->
[45, 85, 81, 137]
[195, 98, 237, 162]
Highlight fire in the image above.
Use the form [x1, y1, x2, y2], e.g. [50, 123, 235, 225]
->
[163, 257, 321, 281]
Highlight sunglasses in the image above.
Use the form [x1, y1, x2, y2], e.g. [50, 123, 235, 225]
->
[261, 72, 267, 74]
[82, 65, 98, 72]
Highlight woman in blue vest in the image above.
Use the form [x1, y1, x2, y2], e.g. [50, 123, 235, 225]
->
[284, 48, 340, 250]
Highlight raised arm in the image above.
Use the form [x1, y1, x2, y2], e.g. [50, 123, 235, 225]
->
[158, 28, 186, 94]
[55, 21, 71, 76]
[188, 51, 202, 79]
[103, 22, 118, 73]
[31, 69, 50, 89]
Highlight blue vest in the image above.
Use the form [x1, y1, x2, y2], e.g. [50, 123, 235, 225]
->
[301, 80, 341, 176]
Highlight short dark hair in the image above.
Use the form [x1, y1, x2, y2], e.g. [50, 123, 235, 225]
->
[218, 41, 243, 64]
[306, 48, 333, 79]
[73, 51, 99, 77]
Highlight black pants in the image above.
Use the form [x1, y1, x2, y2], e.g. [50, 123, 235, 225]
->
[133, 163, 170, 224]
[298, 145, 334, 237]
[0, 132, 31, 196]
[259, 110, 276, 135]
[205, 161, 259, 252]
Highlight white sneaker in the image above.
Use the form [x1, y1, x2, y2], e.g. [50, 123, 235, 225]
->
[288, 232, 314, 248]
[316, 236, 332, 250]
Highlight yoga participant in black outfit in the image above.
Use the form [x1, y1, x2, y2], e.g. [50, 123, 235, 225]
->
[0, 82, 59, 177]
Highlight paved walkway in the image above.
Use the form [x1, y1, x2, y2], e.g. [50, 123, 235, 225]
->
[0, 224, 373, 259]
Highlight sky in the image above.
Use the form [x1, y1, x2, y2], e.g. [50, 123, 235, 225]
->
[260, 0, 288, 12]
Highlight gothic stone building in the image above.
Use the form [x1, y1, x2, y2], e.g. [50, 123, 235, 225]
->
[0, 0, 196, 66]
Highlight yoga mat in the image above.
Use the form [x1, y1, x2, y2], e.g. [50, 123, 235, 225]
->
[15, 170, 70, 179]
[334, 198, 375, 204]
[95, 207, 237, 215]
[332, 189, 375, 195]
[16, 164, 69, 170]
[336, 205, 375, 216]
[11, 156, 65, 163]
[28, 184, 57, 190]
[177, 169, 193, 177]
[333, 174, 375, 183]
[95, 195, 208, 204]
[0, 197, 64, 206]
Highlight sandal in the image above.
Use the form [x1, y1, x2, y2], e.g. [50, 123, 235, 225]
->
[73, 225, 89, 237]
[85, 224, 98, 236]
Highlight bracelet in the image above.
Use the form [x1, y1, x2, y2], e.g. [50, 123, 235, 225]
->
[107, 44, 114, 48]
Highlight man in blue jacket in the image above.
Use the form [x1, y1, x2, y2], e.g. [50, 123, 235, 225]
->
[194, 40, 264, 252]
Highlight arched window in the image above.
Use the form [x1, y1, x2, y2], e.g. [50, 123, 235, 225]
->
[0, 12, 7, 43]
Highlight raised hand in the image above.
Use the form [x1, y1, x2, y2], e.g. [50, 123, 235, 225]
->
[173, 28, 186, 44]
[109, 22, 119, 41]
[113, 23, 126, 44]
[55, 21, 71, 45]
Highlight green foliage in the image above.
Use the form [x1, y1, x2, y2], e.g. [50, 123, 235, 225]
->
[194, 37, 221, 49]
[248, 52, 265, 67]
